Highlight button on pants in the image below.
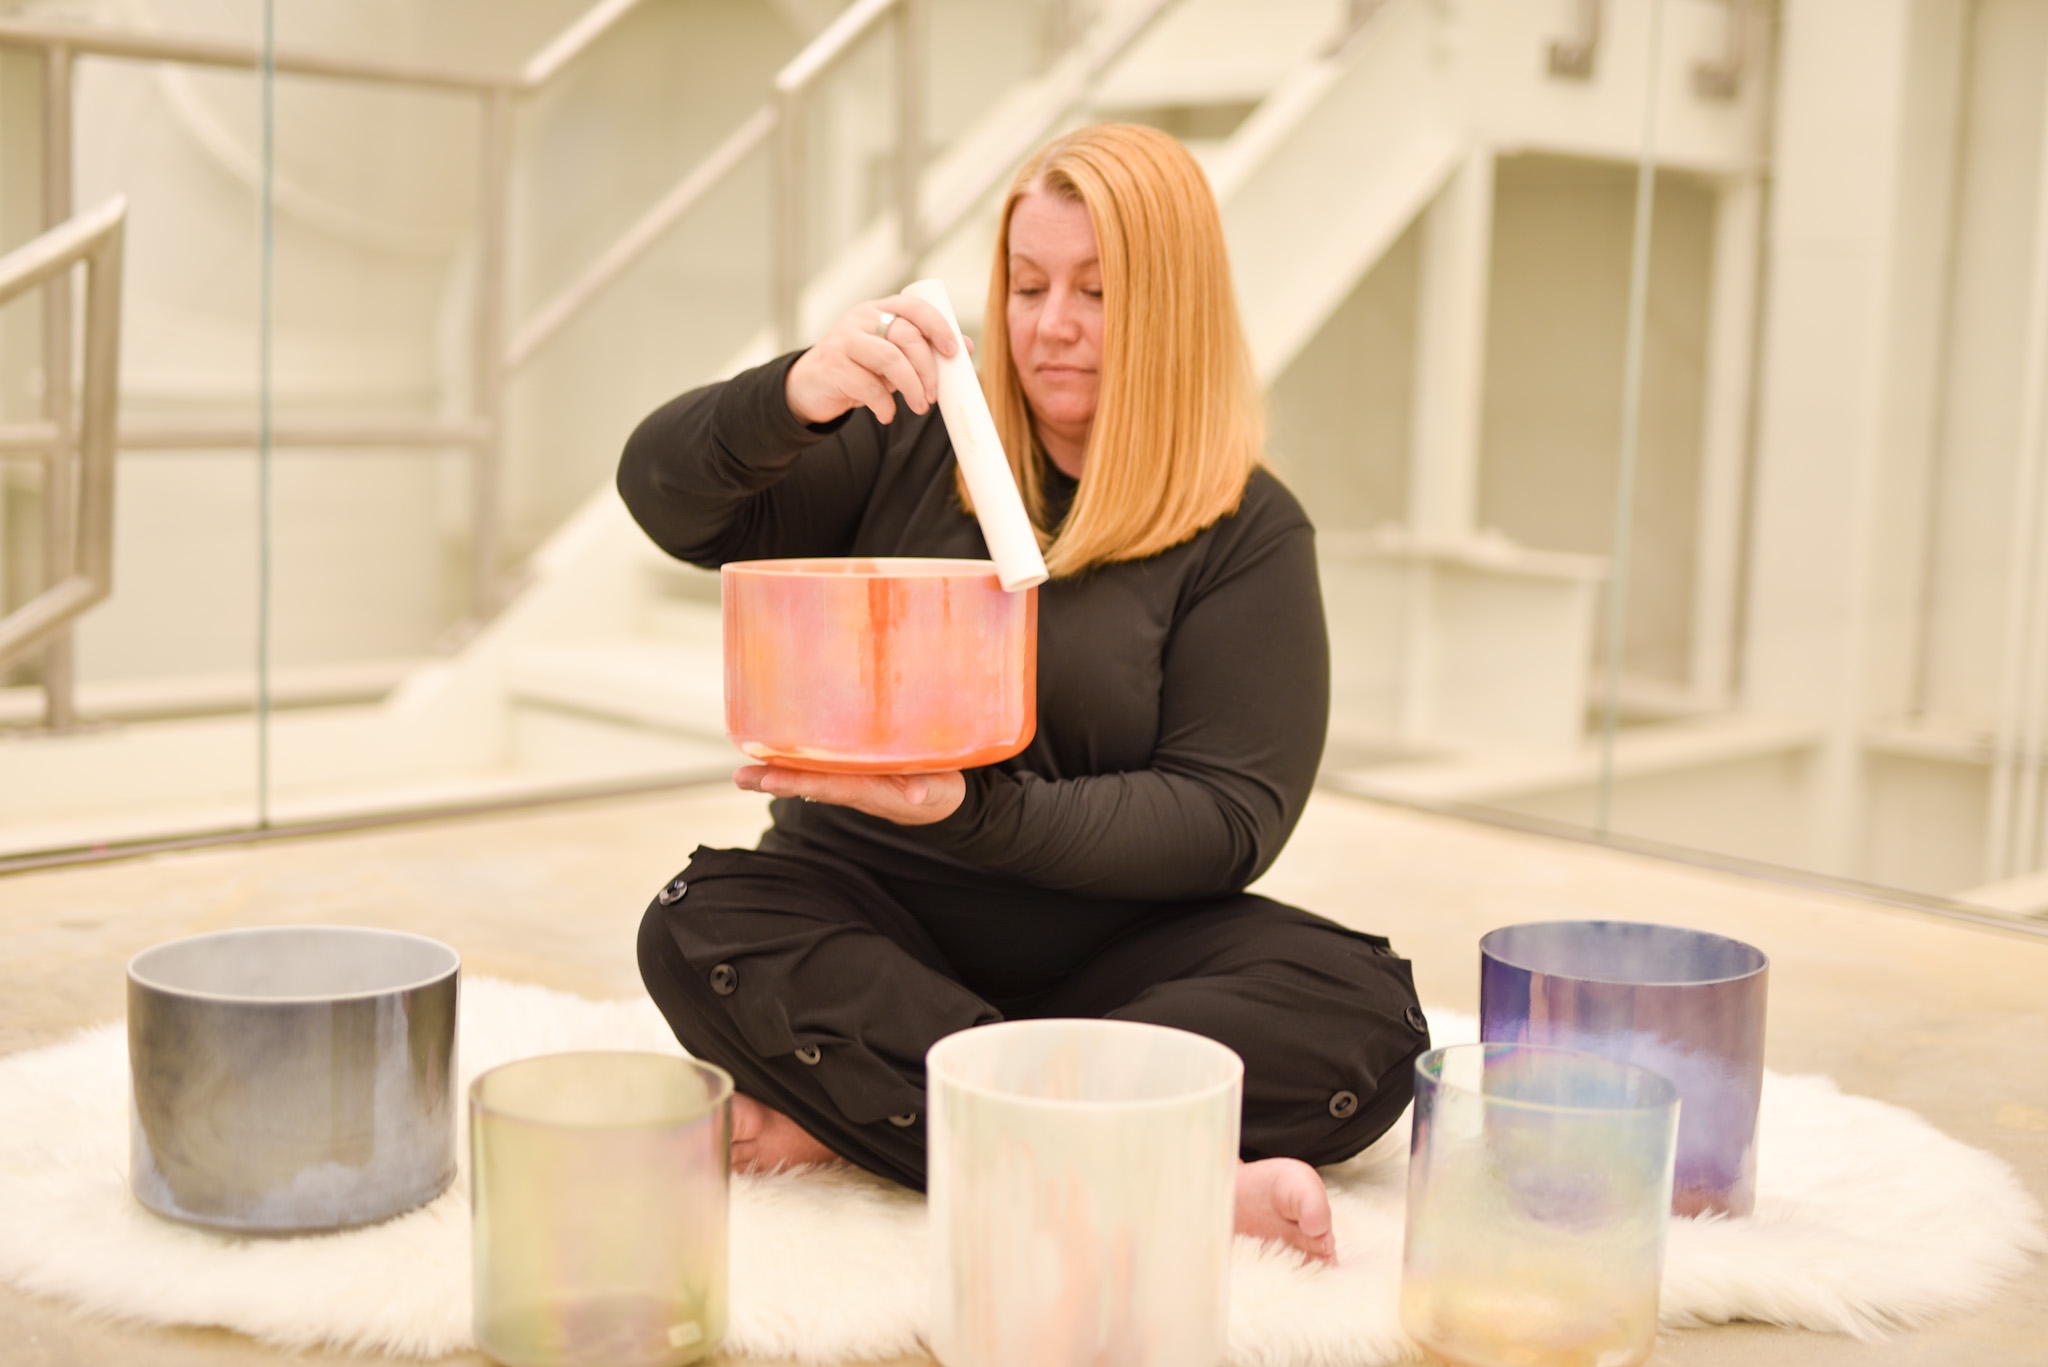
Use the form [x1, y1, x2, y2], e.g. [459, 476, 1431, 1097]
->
[638, 845, 1431, 1192]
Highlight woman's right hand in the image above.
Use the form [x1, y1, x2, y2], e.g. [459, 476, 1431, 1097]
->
[783, 293, 961, 427]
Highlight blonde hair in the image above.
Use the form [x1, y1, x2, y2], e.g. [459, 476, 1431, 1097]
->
[965, 123, 1263, 577]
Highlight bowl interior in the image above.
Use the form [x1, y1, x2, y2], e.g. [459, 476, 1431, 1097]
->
[129, 926, 459, 1002]
[1421, 1043, 1680, 1115]
[928, 1019, 1241, 1108]
[722, 556, 1000, 580]
[472, 1052, 733, 1129]
[1481, 920, 1766, 986]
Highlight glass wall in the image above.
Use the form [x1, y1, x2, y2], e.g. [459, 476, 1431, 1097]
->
[2, 1, 274, 854]
[2, 0, 2044, 931]
[0, 0, 1084, 858]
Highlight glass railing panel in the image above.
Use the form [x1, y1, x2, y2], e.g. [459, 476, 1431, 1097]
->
[1478, 153, 1714, 703]
[257, 2, 813, 821]
[2, 0, 1122, 857]
[1591, 0, 2045, 926]
[1299, 0, 1823, 901]
[27, 0, 2035, 933]
[0, 17, 270, 857]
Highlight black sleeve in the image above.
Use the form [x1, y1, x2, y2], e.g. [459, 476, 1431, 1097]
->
[911, 510, 1329, 901]
[616, 351, 884, 566]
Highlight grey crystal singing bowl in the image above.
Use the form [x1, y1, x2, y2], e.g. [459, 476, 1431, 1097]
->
[126, 925, 460, 1234]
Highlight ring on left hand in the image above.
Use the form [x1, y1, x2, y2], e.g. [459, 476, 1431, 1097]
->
[875, 310, 896, 339]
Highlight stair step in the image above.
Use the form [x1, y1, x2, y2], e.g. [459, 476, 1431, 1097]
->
[509, 639, 727, 738]
[638, 550, 722, 607]
[1092, 0, 1346, 108]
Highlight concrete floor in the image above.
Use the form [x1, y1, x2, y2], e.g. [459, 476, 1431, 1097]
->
[2, 782, 2044, 1366]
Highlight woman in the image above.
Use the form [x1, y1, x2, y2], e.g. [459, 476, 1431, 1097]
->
[619, 123, 1427, 1261]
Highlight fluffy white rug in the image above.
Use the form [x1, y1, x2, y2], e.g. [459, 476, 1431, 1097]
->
[0, 980, 2040, 1364]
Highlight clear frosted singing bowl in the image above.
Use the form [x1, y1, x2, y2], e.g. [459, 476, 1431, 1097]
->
[722, 557, 1037, 773]
[1401, 1044, 1680, 1367]
[927, 1019, 1242, 1367]
[1479, 920, 1769, 1217]
[127, 925, 459, 1233]
[470, 1052, 732, 1367]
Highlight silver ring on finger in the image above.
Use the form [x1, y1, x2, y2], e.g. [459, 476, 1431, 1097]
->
[875, 310, 897, 340]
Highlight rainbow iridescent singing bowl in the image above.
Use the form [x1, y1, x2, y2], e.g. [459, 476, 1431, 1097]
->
[1401, 1044, 1680, 1367]
[470, 1052, 733, 1367]
[722, 557, 1037, 774]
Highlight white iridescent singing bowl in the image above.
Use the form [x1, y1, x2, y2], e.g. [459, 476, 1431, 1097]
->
[926, 1019, 1242, 1367]
[722, 557, 1037, 774]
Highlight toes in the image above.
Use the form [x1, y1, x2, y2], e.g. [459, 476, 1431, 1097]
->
[1285, 1167, 1333, 1241]
[729, 1092, 768, 1144]
[1236, 1159, 1339, 1262]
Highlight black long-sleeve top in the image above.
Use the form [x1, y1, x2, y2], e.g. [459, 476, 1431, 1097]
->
[618, 353, 1330, 1001]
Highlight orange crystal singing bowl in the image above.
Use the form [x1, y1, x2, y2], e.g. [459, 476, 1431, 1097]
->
[722, 557, 1038, 773]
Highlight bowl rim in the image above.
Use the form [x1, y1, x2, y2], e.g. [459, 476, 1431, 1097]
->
[469, 1051, 735, 1129]
[127, 924, 460, 1003]
[926, 1018, 1244, 1113]
[1416, 1042, 1683, 1116]
[722, 556, 1003, 580]
[1479, 918, 1769, 987]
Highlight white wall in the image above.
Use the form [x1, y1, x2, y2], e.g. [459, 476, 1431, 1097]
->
[1478, 153, 1715, 689]
[1740, 0, 1968, 875]
[1264, 217, 1419, 534]
[1919, 0, 2048, 722]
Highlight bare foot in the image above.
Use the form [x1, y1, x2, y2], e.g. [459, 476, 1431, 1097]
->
[1235, 1157, 1336, 1262]
[730, 1092, 840, 1174]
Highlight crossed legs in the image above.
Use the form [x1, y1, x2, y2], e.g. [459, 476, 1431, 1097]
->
[637, 847, 1430, 1261]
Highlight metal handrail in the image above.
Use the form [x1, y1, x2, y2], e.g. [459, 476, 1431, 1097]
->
[777, 0, 901, 95]
[505, 104, 779, 372]
[0, 197, 126, 675]
[3, 416, 494, 452]
[520, 0, 1192, 367]
[0, 16, 512, 92]
[0, 7, 664, 93]
[910, 0, 1179, 253]
[770, 0, 1184, 349]
[519, 0, 656, 89]
[0, 0, 658, 633]
[0, 421, 60, 453]
[771, 0, 924, 349]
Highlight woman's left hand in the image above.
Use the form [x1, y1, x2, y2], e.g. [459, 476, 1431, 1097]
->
[735, 765, 964, 826]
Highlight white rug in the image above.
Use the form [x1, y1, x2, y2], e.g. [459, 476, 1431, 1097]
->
[0, 979, 2040, 1364]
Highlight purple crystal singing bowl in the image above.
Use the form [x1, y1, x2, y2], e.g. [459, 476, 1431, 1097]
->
[1479, 920, 1768, 1218]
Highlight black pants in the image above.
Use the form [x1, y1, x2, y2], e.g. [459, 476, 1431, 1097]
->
[637, 845, 1430, 1191]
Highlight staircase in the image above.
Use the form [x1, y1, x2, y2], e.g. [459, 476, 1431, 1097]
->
[477, 0, 1366, 794]
[0, 0, 1773, 858]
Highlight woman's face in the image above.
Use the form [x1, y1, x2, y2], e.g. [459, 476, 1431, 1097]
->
[1006, 188, 1103, 475]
